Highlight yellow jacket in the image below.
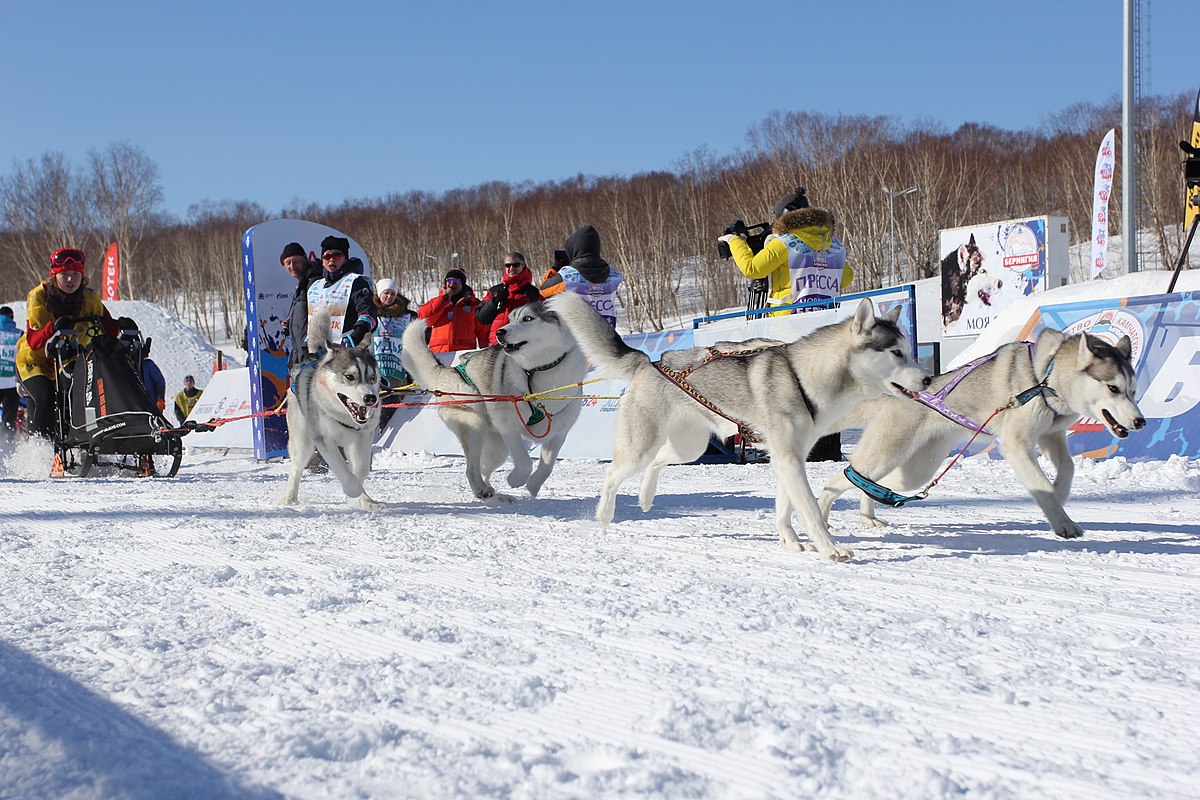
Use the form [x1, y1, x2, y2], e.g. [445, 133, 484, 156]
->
[17, 283, 110, 381]
[728, 208, 853, 316]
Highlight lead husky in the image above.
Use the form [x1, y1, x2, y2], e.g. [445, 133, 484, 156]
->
[817, 328, 1145, 539]
[551, 293, 931, 561]
[279, 309, 383, 511]
[402, 301, 587, 500]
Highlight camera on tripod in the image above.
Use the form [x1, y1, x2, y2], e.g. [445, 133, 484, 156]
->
[717, 219, 773, 259]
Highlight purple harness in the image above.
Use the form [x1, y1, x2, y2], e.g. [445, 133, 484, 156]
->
[915, 342, 1039, 436]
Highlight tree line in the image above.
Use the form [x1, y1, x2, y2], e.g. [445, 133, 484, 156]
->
[0, 94, 1194, 337]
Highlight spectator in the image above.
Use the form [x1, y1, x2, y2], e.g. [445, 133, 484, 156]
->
[16, 247, 120, 438]
[304, 235, 378, 351]
[538, 225, 624, 327]
[0, 306, 20, 437]
[373, 278, 418, 429]
[278, 241, 322, 369]
[174, 374, 202, 425]
[536, 249, 571, 298]
[418, 268, 489, 353]
[476, 252, 543, 344]
[719, 186, 854, 317]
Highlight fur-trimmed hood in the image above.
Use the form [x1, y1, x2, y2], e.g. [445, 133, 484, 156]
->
[375, 293, 413, 317]
[772, 207, 835, 235]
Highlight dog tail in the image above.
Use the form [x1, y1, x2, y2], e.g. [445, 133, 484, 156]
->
[548, 292, 647, 380]
[400, 319, 472, 395]
[308, 308, 333, 352]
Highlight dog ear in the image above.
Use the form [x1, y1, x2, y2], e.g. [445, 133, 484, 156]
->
[851, 298, 876, 335]
[1076, 333, 1095, 369]
[881, 305, 902, 324]
[1114, 334, 1133, 361]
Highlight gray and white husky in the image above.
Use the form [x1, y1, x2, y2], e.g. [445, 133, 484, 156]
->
[279, 309, 382, 511]
[818, 328, 1145, 539]
[551, 293, 931, 561]
[402, 300, 587, 500]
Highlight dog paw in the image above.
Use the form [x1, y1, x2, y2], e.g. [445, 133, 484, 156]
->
[781, 539, 817, 553]
[483, 492, 517, 505]
[1054, 521, 1084, 539]
[506, 468, 532, 488]
[277, 493, 298, 507]
[822, 546, 854, 562]
[355, 494, 385, 512]
[860, 515, 889, 529]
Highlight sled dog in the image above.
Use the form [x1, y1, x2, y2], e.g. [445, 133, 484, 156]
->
[402, 301, 587, 500]
[818, 329, 1145, 539]
[550, 293, 931, 561]
[280, 309, 382, 511]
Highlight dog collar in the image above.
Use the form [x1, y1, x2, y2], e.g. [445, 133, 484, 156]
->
[527, 353, 567, 374]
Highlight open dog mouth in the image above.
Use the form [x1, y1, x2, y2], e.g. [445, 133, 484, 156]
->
[977, 289, 992, 306]
[890, 382, 920, 399]
[338, 393, 375, 424]
[1102, 408, 1129, 438]
[500, 340, 526, 353]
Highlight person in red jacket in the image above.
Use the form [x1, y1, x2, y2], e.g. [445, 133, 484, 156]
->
[476, 252, 543, 345]
[417, 268, 489, 353]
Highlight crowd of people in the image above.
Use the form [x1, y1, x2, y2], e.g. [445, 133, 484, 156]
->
[8, 187, 853, 463]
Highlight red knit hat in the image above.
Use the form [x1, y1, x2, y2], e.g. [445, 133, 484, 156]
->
[49, 247, 86, 275]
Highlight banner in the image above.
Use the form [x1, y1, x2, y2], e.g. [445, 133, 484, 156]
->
[1017, 291, 1200, 459]
[1187, 88, 1200, 230]
[242, 219, 371, 460]
[102, 242, 120, 301]
[1090, 128, 1115, 279]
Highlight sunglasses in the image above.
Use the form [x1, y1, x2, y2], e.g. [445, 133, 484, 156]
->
[52, 249, 85, 267]
[444, 277, 462, 285]
[321, 251, 346, 261]
[503, 262, 525, 269]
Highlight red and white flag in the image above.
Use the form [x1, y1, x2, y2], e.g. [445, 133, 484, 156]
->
[102, 242, 120, 301]
[1090, 129, 1116, 279]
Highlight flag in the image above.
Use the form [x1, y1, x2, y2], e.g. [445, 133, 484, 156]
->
[1090, 128, 1116, 279]
[102, 242, 120, 301]
[1187, 87, 1200, 230]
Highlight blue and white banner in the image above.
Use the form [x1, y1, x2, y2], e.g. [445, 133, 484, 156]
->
[1021, 291, 1200, 459]
[242, 219, 370, 460]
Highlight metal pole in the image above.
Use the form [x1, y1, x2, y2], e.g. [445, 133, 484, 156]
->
[888, 192, 897, 284]
[1123, 0, 1138, 272]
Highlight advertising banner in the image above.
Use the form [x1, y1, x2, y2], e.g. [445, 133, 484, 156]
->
[242, 219, 370, 460]
[1018, 291, 1200, 459]
[102, 242, 120, 301]
[183, 367, 255, 450]
[1090, 129, 1116, 279]
[940, 218, 1050, 338]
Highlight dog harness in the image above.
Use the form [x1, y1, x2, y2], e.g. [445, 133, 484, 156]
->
[651, 342, 805, 444]
[845, 341, 1060, 507]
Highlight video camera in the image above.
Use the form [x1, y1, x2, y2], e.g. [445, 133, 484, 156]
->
[1182, 139, 1200, 188]
[717, 219, 773, 259]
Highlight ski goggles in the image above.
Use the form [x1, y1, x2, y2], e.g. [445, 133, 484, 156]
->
[50, 248, 86, 268]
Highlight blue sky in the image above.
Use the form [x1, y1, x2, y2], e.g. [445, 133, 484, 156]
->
[2, 0, 1193, 218]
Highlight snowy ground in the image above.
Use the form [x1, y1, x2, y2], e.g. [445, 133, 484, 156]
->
[1, 439, 1198, 799]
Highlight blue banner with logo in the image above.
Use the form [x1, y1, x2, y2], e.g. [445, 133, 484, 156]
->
[1022, 291, 1200, 459]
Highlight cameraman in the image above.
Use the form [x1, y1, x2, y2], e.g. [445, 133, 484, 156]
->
[718, 187, 853, 317]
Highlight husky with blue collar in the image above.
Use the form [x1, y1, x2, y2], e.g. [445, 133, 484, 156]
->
[818, 328, 1146, 539]
[279, 309, 383, 511]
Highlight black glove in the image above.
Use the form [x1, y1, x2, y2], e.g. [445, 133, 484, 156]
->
[342, 321, 371, 347]
[489, 283, 509, 304]
[553, 250, 570, 269]
[518, 283, 542, 301]
[52, 316, 76, 332]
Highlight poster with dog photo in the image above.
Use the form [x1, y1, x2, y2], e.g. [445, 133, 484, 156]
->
[940, 217, 1048, 337]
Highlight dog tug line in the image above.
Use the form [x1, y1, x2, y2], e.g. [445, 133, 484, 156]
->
[155, 377, 622, 441]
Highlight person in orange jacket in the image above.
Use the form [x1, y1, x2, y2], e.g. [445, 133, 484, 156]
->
[417, 268, 489, 353]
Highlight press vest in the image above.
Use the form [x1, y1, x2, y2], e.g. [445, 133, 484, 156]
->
[0, 321, 19, 389]
[779, 233, 846, 311]
[560, 266, 624, 328]
[307, 273, 358, 341]
[374, 313, 415, 382]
